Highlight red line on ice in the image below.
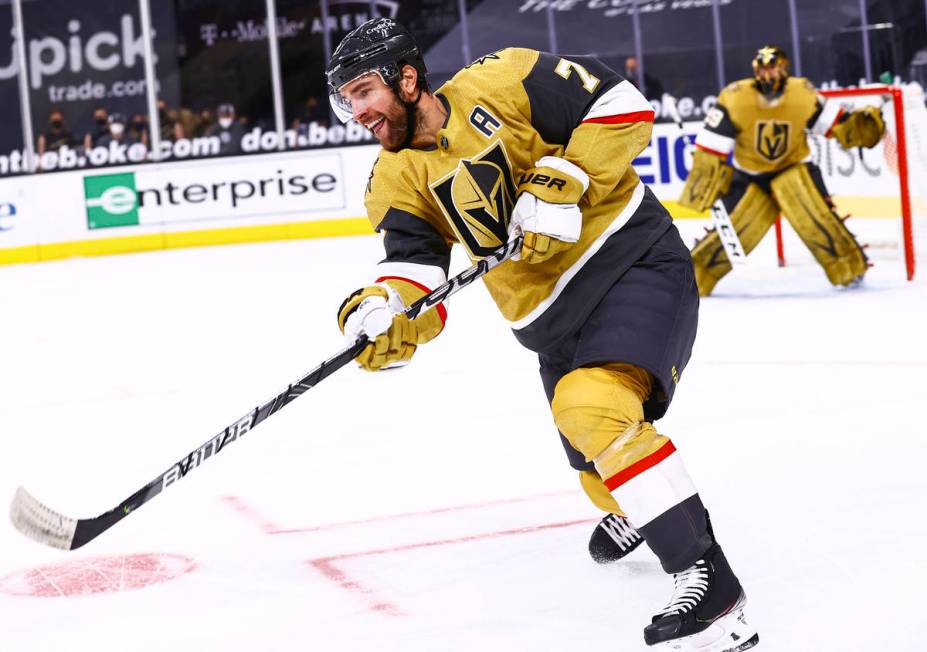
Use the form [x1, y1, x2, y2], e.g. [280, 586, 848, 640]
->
[307, 517, 596, 616]
[220, 495, 282, 533]
[266, 489, 580, 535]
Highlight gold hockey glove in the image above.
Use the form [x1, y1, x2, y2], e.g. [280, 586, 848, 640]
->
[509, 156, 589, 264]
[337, 282, 443, 372]
[678, 148, 733, 212]
[830, 106, 885, 150]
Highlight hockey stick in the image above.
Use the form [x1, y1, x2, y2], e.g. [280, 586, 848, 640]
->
[10, 236, 524, 551]
[664, 94, 747, 266]
[709, 199, 747, 265]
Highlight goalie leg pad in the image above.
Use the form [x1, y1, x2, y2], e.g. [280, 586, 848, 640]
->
[690, 182, 779, 295]
[771, 164, 868, 286]
[678, 148, 734, 212]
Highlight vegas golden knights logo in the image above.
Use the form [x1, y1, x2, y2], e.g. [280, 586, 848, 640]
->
[756, 120, 790, 161]
[430, 141, 517, 257]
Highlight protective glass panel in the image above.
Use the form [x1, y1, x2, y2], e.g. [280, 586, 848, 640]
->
[638, 1, 719, 123]
[273, 0, 332, 149]
[866, 1, 927, 83]
[0, 0, 26, 177]
[17, 0, 161, 173]
[428, 0, 552, 84]
[166, 0, 274, 159]
[719, 0, 792, 89]
[546, 3, 636, 89]
[794, 0, 864, 86]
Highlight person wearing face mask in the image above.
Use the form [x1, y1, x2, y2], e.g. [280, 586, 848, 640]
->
[37, 109, 76, 155]
[83, 106, 110, 150]
[95, 113, 138, 149]
[127, 114, 150, 148]
[204, 103, 245, 155]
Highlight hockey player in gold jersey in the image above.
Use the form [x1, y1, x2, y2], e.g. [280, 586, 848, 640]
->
[680, 45, 885, 295]
[327, 18, 758, 651]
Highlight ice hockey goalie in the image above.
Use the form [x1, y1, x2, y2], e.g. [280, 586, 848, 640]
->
[680, 45, 886, 295]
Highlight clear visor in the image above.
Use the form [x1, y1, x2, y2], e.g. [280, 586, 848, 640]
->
[328, 70, 385, 124]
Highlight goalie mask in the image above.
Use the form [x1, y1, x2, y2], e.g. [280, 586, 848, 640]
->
[325, 18, 427, 123]
[752, 46, 790, 98]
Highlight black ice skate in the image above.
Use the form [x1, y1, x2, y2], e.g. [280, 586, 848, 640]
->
[644, 544, 758, 651]
[588, 513, 644, 563]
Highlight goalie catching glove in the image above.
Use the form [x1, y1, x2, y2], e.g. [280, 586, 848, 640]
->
[508, 156, 589, 264]
[337, 279, 444, 372]
[678, 147, 733, 212]
[830, 105, 885, 150]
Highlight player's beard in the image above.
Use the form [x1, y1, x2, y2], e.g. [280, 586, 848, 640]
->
[375, 90, 420, 152]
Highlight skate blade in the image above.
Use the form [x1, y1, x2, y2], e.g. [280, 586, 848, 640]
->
[653, 604, 758, 652]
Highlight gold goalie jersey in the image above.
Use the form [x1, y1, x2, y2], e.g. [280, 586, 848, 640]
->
[694, 76, 844, 174]
[364, 47, 672, 351]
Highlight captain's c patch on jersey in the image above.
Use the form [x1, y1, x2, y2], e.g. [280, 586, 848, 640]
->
[429, 140, 517, 257]
[755, 120, 790, 161]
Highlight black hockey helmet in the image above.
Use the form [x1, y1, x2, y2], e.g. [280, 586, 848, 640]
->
[752, 45, 790, 97]
[325, 18, 427, 123]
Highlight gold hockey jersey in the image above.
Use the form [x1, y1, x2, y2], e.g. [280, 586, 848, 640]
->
[363, 47, 672, 351]
[694, 76, 843, 175]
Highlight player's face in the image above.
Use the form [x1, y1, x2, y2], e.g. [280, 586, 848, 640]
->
[754, 62, 786, 94]
[340, 73, 410, 152]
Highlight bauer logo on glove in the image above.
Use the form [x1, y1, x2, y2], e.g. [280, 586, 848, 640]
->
[508, 156, 589, 264]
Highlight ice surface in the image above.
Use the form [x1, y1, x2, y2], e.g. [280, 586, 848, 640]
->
[0, 219, 925, 651]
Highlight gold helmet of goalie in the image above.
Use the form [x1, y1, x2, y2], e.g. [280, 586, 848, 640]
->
[752, 45, 790, 98]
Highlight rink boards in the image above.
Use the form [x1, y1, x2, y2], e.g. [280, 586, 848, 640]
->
[0, 121, 915, 266]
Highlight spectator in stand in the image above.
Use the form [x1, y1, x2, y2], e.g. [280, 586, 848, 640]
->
[95, 113, 139, 148]
[623, 56, 665, 102]
[195, 107, 216, 137]
[158, 99, 185, 141]
[292, 95, 329, 130]
[177, 106, 199, 141]
[292, 95, 331, 148]
[128, 113, 150, 148]
[83, 106, 110, 150]
[37, 108, 76, 154]
[205, 103, 245, 155]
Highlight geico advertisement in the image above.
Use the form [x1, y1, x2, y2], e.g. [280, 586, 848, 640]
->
[82, 153, 345, 229]
[637, 122, 900, 202]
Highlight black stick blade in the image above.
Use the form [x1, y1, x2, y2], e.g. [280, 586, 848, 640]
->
[9, 486, 78, 551]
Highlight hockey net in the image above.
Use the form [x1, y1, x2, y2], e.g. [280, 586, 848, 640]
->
[777, 83, 927, 281]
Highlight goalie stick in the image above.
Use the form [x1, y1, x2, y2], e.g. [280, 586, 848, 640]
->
[663, 93, 746, 266]
[10, 236, 524, 551]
